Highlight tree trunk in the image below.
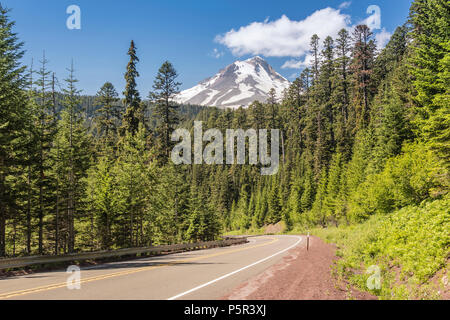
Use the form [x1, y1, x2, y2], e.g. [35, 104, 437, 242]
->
[12, 216, 16, 256]
[0, 171, 6, 257]
[68, 105, 75, 253]
[38, 166, 43, 254]
[52, 73, 59, 255]
[27, 164, 32, 254]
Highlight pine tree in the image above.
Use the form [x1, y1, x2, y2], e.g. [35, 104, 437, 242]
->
[164, 164, 190, 243]
[285, 173, 303, 226]
[300, 165, 314, 213]
[310, 34, 320, 83]
[95, 82, 121, 152]
[209, 167, 228, 231]
[57, 62, 91, 253]
[350, 25, 377, 131]
[323, 153, 343, 226]
[114, 125, 150, 247]
[122, 40, 142, 136]
[150, 61, 181, 161]
[253, 186, 268, 228]
[409, 0, 450, 165]
[235, 184, 250, 230]
[22, 62, 39, 254]
[33, 52, 57, 254]
[282, 78, 305, 154]
[267, 178, 282, 224]
[334, 29, 352, 158]
[86, 156, 118, 250]
[311, 169, 328, 226]
[374, 25, 409, 84]
[249, 101, 265, 130]
[266, 88, 278, 129]
[186, 183, 209, 242]
[371, 73, 412, 171]
[50, 72, 61, 254]
[317, 36, 336, 164]
[0, 5, 28, 256]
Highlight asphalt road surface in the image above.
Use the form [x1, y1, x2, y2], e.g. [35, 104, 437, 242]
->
[0, 235, 302, 300]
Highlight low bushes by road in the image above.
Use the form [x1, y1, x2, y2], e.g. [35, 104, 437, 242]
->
[312, 196, 449, 300]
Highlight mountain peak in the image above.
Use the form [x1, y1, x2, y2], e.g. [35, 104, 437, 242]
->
[246, 55, 265, 62]
[176, 58, 290, 109]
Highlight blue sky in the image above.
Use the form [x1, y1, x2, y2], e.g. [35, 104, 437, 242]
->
[2, 0, 413, 96]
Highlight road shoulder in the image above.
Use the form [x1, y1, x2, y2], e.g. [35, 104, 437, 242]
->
[222, 235, 377, 300]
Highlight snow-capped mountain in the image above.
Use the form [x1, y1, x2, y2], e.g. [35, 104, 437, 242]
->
[176, 56, 290, 109]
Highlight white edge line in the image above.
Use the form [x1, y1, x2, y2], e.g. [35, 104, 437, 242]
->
[167, 235, 303, 300]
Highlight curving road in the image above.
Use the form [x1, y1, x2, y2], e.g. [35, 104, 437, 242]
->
[0, 235, 302, 300]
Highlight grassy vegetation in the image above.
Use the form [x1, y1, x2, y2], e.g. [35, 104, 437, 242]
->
[311, 196, 449, 300]
[222, 197, 449, 300]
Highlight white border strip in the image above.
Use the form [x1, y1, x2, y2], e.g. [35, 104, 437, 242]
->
[167, 235, 303, 300]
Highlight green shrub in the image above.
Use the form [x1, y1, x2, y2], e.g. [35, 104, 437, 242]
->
[348, 143, 443, 222]
[313, 196, 450, 299]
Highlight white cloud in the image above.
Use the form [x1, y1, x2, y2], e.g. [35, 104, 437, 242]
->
[282, 60, 305, 69]
[216, 5, 393, 70]
[282, 54, 313, 70]
[375, 28, 392, 50]
[339, 1, 352, 9]
[210, 48, 224, 58]
[215, 8, 351, 58]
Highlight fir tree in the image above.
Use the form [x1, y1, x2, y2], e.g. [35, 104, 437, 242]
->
[122, 40, 142, 136]
[334, 28, 352, 158]
[0, 5, 28, 256]
[266, 88, 278, 129]
[150, 61, 181, 161]
[114, 125, 150, 247]
[33, 52, 57, 254]
[323, 153, 343, 226]
[95, 82, 121, 152]
[350, 25, 377, 131]
[267, 178, 282, 224]
[410, 0, 450, 165]
[57, 62, 91, 253]
[310, 34, 320, 83]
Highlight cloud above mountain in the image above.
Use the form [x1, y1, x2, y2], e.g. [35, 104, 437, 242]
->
[215, 5, 392, 70]
[215, 8, 350, 58]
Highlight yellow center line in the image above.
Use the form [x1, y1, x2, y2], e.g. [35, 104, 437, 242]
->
[0, 237, 279, 299]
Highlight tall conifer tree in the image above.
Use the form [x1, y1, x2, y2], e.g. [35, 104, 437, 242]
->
[0, 5, 28, 256]
[122, 40, 142, 136]
[150, 61, 181, 161]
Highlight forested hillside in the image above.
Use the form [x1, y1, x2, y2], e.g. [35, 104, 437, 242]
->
[0, 0, 448, 294]
[189, 1, 448, 233]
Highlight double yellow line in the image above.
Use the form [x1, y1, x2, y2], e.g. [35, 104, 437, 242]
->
[0, 237, 278, 299]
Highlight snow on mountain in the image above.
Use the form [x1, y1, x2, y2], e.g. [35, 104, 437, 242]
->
[176, 56, 291, 109]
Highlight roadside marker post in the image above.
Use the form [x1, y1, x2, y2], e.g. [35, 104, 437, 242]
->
[307, 233, 310, 251]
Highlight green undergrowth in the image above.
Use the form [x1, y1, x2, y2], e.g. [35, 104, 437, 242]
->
[311, 196, 449, 300]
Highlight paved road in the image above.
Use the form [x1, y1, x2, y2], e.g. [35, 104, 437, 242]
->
[0, 235, 302, 300]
